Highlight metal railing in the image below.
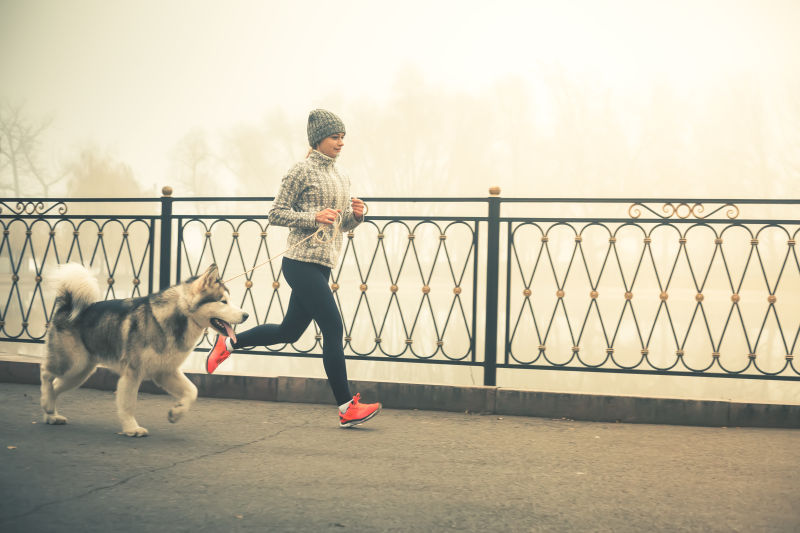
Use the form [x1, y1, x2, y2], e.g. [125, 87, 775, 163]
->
[2, 192, 798, 384]
[501, 198, 800, 381]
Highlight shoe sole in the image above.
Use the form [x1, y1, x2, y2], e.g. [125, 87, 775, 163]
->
[339, 406, 382, 428]
[205, 352, 229, 374]
[205, 342, 230, 374]
[205, 352, 217, 374]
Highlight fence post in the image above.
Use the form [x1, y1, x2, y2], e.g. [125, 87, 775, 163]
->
[159, 186, 173, 291]
[483, 186, 501, 386]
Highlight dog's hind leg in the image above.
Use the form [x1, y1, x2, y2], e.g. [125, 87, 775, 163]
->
[154, 371, 198, 423]
[40, 361, 96, 425]
[40, 366, 66, 425]
[116, 370, 148, 437]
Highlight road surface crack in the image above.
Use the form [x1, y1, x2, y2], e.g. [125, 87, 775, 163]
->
[0, 422, 307, 525]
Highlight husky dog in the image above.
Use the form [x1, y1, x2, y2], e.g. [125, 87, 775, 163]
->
[41, 263, 248, 437]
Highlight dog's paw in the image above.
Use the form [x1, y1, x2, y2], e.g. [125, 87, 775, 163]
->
[121, 426, 149, 437]
[44, 413, 68, 425]
[168, 405, 186, 423]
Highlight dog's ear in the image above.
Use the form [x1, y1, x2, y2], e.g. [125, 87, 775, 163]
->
[203, 264, 220, 287]
[192, 264, 220, 291]
[204, 263, 219, 279]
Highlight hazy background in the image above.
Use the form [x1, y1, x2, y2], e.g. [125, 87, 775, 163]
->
[1, 0, 799, 199]
[2, 0, 799, 403]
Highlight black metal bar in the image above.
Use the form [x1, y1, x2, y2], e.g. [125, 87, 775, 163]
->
[4, 196, 799, 204]
[185, 347, 483, 366]
[471, 222, 479, 363]
[147, 216, 155, 295]
[166, 196, 490, 203]
[483, 189, 501, 386]
[497, 197, 800, 204]
[175, 216, 184, 283]
[505, 220, 512, 366]
[1, 197, 159, 203]
[159, 187, 173, 290]
[500, 217, 800, 224]
[11, 215, 800, 225]
[64, 196, 800, 205]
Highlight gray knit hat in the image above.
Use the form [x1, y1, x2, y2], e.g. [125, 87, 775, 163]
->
[307, 109, 345, 148]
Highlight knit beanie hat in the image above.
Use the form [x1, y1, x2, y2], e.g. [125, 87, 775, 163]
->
[307, 109, 346, 148]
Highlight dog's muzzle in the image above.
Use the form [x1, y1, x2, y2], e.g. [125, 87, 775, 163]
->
[210, 317, 240, 343]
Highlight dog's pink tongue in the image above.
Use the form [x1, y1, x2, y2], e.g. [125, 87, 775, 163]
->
[224, 322, 237, 344]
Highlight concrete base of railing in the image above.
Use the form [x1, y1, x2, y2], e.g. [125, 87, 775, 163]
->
[2, 357, 797, 428]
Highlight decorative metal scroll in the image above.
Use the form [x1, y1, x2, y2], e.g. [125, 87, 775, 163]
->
[628, 202, 739, 220]
[0, 201, 68, 216]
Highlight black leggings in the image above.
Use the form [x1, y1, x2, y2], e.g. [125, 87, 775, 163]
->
[233, 257, 352, 405]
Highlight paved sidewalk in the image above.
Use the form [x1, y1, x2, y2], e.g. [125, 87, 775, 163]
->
[1, 382, 798, 532]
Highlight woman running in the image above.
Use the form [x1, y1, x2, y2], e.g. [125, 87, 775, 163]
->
[206, 109, 381, 428]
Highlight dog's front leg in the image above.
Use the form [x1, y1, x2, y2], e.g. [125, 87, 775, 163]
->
[154, 371, 198, 423]
[116, 371, 148, 437]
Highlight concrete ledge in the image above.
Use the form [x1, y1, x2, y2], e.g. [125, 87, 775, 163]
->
[364, 380, 496, 413]
[0, 360, 40, 386]
[0, 360, 282, 402]
[2, 359, 798, 428]
[277, 376, 333, 404]
[728, 402, 800, 428]
[191, 373, 279, 402]
[495, 388, 733, 426]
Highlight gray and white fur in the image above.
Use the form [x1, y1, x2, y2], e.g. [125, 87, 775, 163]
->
[41, 263, 248, 437]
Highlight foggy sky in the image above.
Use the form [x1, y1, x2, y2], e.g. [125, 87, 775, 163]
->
[1, 0, 799, 198]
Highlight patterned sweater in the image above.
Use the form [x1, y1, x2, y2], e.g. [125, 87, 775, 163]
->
[268, 150, 362, 268]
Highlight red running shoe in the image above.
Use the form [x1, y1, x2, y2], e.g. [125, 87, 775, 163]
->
[205, 335, 231, 374]
[339, 393, 382, 428]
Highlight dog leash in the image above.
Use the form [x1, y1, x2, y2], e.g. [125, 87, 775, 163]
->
[223, 205, 367, 284]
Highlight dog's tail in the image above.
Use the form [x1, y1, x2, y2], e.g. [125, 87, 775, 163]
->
[50, 263, 101, 322]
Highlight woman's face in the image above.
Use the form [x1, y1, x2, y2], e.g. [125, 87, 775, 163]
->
[317, 133, 345, 158]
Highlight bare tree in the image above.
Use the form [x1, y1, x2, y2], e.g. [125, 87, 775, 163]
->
[65, 146, 145, 197]
[170, 127, 216, 196]
[219, 109, 299, 195]
[776, 76, 800, 187]
[348, 68, 468, 197]
[0, 101, 66, 196]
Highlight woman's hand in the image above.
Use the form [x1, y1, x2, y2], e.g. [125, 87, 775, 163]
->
[315, 208, 341, 226]
[351, 197, 366, 220]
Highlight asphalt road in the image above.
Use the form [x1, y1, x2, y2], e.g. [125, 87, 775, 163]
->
[1, 382, 798, 532]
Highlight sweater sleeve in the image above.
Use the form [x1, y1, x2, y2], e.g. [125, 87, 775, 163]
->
[340, 210, 363, 232]
[268, 166, 318, 229]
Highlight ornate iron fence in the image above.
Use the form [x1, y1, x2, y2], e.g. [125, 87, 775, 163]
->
[169, 196, 480, 368]
[0, 198, 158, 343]
[2, 192, 798, 385]
[501, 198, 800, 382]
